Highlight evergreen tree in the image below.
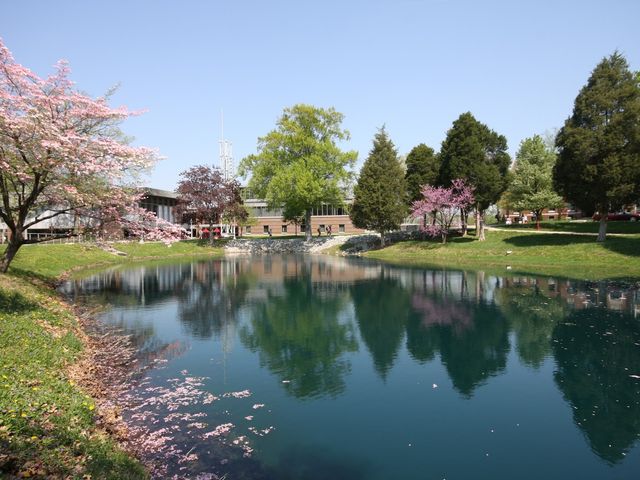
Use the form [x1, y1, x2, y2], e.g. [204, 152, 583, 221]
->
[404, 143, 440, 204]
[350, 128, 407, 246]
[554, 52, 640, 242]
[438, 112, 510, 240]
[508, 135, 564, 229]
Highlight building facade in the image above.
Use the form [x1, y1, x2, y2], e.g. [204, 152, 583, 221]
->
[241, 196, 365, 236]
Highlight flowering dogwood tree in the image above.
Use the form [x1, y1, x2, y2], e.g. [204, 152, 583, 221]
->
[411, 179, 475, 243]
[0, 39, 179, 272]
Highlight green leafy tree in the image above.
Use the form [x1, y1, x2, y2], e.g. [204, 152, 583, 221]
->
[508, 135, 564, 229]
[404, 143, 440, 205]
[350, 127, 407, 246]
[282, 203, 305, 236]
[438, 112, 511, 240]
[554, 52, 640, 242]
[238, 104, 357, 240]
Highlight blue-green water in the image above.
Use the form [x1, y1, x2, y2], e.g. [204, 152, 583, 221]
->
[63, 255, 640, 479]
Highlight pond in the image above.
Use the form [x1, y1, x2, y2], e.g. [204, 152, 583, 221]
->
[61, 255, 640, 479]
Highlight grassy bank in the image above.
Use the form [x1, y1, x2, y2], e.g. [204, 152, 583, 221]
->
[364, 229, 640, 281]
[8, 239, 224, 281]
[0, 240, 223, 478]
[495, 219, 640, 234]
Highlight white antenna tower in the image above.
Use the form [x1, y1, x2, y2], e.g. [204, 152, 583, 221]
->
[219, 110, 234, 181]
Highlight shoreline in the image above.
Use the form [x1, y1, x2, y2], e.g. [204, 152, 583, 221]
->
[2, 232, 640, 476]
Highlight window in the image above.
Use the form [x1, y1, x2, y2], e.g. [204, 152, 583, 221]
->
[245, 226, 251, 233]
[339, 224, 345, 233]
[281, 225, 288, 233]
[263, 225, 270, 234]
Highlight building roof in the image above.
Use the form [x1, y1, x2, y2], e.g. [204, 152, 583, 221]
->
[143, 187, 179, 199]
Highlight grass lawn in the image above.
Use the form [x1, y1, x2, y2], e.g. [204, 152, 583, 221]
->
[8, 239, 224, 282]
[0, 240, 224, 478]
[494, 219, 640, 235]
[0, 275, 148, 478]
[364, 229, 640, 281]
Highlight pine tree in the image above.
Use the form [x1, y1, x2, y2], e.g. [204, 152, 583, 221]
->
[554, 52, 640, 242]
[350, 128, 407, 246]
[404, 143, 440, 204]
[438, 112, 510, 240]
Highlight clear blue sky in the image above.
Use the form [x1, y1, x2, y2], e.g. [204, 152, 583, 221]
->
[2, 0, 639, 190]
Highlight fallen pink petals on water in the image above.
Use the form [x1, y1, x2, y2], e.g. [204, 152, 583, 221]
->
[252, 403, 265, 410]
[223, 389, 252, 399]
[187, 422, 208, 430]
[248, 425, 276, 437]
[202, 423, 235, 438]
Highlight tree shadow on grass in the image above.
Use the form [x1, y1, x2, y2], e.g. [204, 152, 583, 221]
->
[449, 235, 477, 244]
[503, 233, 640, 257]
[7, 268, 55, 286]
[503, 234, 595, 248]
[0, 288, 38, 313]
[600, 236, 640, 257]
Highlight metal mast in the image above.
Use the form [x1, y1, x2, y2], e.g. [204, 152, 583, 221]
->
[219, 110, 234, 181]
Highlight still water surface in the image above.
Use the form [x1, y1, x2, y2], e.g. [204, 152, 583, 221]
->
[63, 255, 640, 479]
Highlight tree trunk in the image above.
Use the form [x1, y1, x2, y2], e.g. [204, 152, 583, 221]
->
[477, 209, 486, 241]
[460, 208, 468, 236]
[535, 210, 541, 230]
[305, 209, 312, 241]
[597, 212, 608, 242]
[0, 238, 22, 273]
[380, 230, 385, 247]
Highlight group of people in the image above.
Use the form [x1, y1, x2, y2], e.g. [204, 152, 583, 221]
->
[317, 225, 332, 237]
[504, 214, 528, 225]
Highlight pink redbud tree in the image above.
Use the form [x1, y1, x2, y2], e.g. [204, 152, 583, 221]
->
[411, 179, 475, 243]
[0, 39, 180, 272]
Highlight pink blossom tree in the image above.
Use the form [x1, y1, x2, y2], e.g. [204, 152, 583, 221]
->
[411, 179, 475, 243]
[0, 39, 179, 272]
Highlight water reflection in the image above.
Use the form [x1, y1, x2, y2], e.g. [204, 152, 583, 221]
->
[64, 256, 640, 468]
[239, 273, 358, 399]
[177, 260, 253, 339]
[495, 278, 566, 368]
[351, 273, 409, 379]
[552, 309, 640, 463]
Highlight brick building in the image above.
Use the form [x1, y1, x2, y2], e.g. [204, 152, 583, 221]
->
[242, 196, 365, 236]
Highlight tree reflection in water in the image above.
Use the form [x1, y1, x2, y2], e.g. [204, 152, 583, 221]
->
[351, 271, 410, 380]
[64, 257, 640, 470]
[552, 308, 640, 463]
[240, 269, 358, 399]
[494, 277, 565, 369]
[177, 258, 254, 339]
